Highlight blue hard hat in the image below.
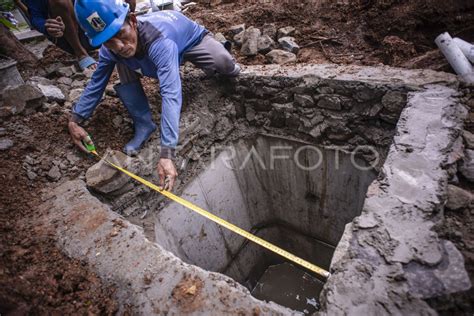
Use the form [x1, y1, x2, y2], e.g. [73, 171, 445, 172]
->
[74, 0, 129, 47]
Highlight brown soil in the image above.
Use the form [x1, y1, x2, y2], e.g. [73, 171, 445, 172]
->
[0, 80, 131, 314]
[1, 0, 474, 314]
[188, 0, 474, 71]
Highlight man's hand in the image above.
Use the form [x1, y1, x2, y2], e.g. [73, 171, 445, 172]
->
[157, 158, 178, 191]
[45, 16, 65, 38]
[68, 121, 91, 153]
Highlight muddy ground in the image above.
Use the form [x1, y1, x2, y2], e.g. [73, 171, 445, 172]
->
[1, 0, 474, 314]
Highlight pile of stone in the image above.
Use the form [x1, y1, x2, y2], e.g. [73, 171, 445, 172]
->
[0, 57, 96, 187]
[215, 24, 300, 65]
[22, 153, 77, 182]
[0, 62, 93, 120]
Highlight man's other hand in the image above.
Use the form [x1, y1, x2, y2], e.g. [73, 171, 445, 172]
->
[157, 158, 178, 191]
[68, 121, 90, 153]
[45, 16, 65, 38]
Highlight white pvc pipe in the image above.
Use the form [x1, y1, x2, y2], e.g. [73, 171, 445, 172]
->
[435, 32, 473, 76]
[453, 37, 474, 63]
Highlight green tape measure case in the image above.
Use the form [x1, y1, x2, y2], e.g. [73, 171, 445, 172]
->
[81, 135, 96, 153]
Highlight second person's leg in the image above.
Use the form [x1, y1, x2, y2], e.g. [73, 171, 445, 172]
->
[48, 0, 96, 69]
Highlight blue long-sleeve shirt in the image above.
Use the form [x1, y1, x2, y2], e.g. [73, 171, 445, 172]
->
[73, 11, 207, 152]
[23, 0, 48, 35]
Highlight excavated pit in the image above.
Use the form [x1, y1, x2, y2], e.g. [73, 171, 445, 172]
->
[153, 135, 377, 313]
[43, 65, 471, 315]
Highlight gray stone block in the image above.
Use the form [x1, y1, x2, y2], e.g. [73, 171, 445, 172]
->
[265, 50, 297, 64]
[229, 23, 245, 35]
[86, 150, 133, 194]
[277, 26, 295, 39]
[278, 37, 299, 54]
[261, 23, 277, 40]
[0, 84, 45, 116]
[241, 27, 261, 56]
[257, 35, 275, 54]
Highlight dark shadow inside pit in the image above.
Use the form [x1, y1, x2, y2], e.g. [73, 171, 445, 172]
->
[151, 134, 377, 313]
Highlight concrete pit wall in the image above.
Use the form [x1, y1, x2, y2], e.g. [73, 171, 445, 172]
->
[40, 64, 471, 314]
[154, 135, 376, 288]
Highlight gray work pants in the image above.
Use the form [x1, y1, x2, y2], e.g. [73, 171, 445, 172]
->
[117, 34, 239, 84]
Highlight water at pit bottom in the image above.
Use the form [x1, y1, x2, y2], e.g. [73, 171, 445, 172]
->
[251, 262, 324, 314]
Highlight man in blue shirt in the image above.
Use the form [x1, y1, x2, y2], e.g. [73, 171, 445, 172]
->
[69, 0, 240, 191]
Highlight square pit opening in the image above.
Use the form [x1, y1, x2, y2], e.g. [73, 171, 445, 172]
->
[64, 65, 467, 315]
[153, 134, 377, 313]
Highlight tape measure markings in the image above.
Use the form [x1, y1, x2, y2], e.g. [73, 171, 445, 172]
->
[94, 151, 330, 279]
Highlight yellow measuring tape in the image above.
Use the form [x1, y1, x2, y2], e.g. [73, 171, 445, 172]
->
[92, 150, 330, 280]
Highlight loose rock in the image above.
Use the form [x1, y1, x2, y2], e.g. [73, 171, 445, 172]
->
[71, 71, 86, 81]
[68, 88, 84, 103]
[233, 31, 245, 46]
[241, 27, 261, 56]
[27, 170, 37, 181]
[71, 80, 86, 88]
[37, 84, 65, 102]
[86, 150, 132, 194]
[47, 165, 61, 181]
[277, 26, 296, 39]
[229, 24, 245, 36]
[66, 152, 80, 165]
[0, 138, 14, 151]
[57, 77, 73, 86]
[257, 35, 275, 54]
[261, 23, 277, 39]
[265, 49, 297, 64]
[24, 155, 36, 165]
[57, 66, 75, 77]
[446, 184, 473, 211]
[1, 84, 44, 116]
[278, 37, 300, 54]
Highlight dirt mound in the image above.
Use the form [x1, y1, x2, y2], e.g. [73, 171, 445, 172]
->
[188, 0, 474, 69]
[0, 106, 126, 314]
